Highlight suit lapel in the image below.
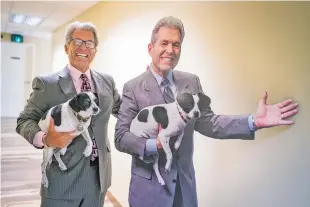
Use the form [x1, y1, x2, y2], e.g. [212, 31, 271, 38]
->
[90, 70, 108, 122]
[58, 67, 77, 99]
[143, 70, 165, 105]
[174, 70, 189, 95]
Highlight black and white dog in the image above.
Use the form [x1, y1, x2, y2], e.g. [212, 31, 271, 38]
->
[130, 92, 210, 185]
[38, 92, 100, 188]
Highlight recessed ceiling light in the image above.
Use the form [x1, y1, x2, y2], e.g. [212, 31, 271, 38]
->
[9, 13, 43, 26]
[10, 14, 26, 24]
[24, 16, 42, 26]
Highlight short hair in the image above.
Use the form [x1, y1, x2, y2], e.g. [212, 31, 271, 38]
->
[64, 21, 99, 47]
[150, 16, 185, 44]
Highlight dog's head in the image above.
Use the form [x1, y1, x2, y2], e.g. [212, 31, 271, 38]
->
[69, 92, 100, 118]
[176, 92, 210, 120]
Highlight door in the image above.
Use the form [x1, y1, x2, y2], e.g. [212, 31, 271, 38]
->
[1, 42, 26, 117]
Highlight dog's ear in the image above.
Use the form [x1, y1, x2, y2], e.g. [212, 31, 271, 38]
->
[176, 92, 195, 113]
[197, 92, 211, 111]
[69, 94, 82, 112]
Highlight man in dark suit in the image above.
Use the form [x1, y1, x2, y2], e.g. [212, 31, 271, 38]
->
[114, 16, 299, 207]
[16, 21, 121, 207]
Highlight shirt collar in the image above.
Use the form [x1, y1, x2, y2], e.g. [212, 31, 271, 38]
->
[67, 64, 92, 81]
[149, 64, 174, 86]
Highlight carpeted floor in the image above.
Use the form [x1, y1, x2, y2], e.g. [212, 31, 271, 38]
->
[1, 118, 121, 207]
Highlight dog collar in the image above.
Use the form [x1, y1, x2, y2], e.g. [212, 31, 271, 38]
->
[176, 104, 187, 123]
[178, 111, 187, 123]
[75, 113, 91, 122]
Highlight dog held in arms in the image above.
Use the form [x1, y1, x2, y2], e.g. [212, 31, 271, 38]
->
[130, 92, 210, 185]
[38, 92, 100, 188]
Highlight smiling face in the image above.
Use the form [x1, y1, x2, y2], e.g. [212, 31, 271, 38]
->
[65, 29, 97, 73]
[148, 27, 181, 76]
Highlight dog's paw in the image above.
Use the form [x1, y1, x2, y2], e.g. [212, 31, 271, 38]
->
[165, 167, 171, 174]
[60, 148, 67, 155]
[58, 163, 67, 171]
[174, 143, 181, 150]
[157, 177, 165, 185]
[83, 147, 92, 157]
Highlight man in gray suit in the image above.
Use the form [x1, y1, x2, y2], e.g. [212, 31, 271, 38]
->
[16, 21, 121, 207]
[114, 16, 299, 207]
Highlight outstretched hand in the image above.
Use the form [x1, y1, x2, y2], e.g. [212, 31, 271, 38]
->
[253, 91, 299, 129]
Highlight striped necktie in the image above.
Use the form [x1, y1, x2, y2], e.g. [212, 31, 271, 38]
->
[161, 77, 175, 103]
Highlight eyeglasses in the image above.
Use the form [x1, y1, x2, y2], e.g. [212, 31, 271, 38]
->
[70, 38, 96, 49]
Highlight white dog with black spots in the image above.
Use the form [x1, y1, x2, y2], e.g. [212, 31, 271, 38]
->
[130, 92, 210, 185]
[38, 92, 100, 188]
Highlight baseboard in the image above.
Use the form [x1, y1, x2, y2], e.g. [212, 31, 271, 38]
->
[106, 191, 123, 207]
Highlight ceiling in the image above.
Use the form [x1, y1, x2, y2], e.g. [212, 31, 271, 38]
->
[1, 1, 99, 38]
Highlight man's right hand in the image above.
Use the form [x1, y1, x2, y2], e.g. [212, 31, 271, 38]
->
[44, 118, 75, 148]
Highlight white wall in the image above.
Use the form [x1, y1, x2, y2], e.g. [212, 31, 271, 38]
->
[24, 36, 53, 78]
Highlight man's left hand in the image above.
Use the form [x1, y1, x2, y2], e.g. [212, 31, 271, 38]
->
[254, 91, 299, 129]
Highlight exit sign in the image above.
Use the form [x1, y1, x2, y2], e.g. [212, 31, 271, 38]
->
[11, 34, 23, 43]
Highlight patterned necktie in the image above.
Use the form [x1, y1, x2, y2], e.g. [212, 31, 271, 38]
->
[161, 77, 175, 103]
[80, 74, 91, 92]
[80, 74, 98, 165]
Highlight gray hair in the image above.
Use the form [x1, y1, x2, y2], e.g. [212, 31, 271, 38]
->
[150, 16, 185, 44]
[64, 21, 99, 47]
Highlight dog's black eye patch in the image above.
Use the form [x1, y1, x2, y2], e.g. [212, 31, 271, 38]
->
[78, 93, 91, 109]
[176, 92, 195, 113]
[197, 93, 211, 111]
[51, 104, 62, 127]
[137, 109, 149, 123]
[153, 106, 169, 129]
[82, 99, 91, 109]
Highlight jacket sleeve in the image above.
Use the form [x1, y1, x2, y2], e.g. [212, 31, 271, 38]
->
[16, 76, 50, 148]
[194, 75, 255, 140]
[114, 82, 155, 162]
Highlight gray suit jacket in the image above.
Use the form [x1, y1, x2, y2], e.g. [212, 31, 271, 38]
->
[16, 67, 121, 200]
[115, 69, 254, 207]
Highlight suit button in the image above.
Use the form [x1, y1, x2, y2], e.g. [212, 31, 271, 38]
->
[172, 179, 177, 183]
[176, 155, 180, 160]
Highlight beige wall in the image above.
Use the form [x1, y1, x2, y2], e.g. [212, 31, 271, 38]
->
[51, 2, 310, 207]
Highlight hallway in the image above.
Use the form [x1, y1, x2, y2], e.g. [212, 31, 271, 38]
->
[1, 118, 121, 207]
